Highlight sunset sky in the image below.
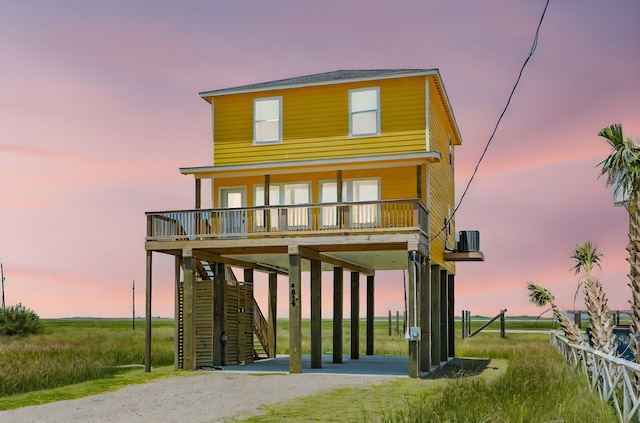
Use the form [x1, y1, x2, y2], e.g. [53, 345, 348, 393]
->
[1, 1, 638, 319]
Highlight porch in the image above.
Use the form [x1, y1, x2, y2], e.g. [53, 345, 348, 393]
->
[144, 199, 455, 377]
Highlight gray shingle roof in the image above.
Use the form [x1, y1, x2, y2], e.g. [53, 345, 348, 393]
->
[200, 69, 437, 97]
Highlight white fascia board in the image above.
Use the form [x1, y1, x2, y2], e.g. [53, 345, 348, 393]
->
[180, 151, 442, 176]
[432, 70, 463, 145]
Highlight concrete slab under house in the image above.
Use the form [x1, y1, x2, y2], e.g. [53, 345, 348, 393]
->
[144, 69, 484, 378]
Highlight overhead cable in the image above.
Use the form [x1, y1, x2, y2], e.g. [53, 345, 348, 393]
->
[435, 0, 551, 244]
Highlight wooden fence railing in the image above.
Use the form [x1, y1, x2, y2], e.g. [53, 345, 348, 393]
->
[550, 331, 640, 423]
[146, 199, 428, 241]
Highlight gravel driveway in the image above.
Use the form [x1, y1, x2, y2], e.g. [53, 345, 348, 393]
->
[0, 371, 395, 423]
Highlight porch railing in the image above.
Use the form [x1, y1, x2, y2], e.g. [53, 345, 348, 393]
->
[146, 199, 428, 241]
[550, 331, 640, 423]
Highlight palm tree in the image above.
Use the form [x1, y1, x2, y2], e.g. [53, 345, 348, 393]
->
[528, 281, 585, 345]
[571, 241, 615, 354]
[598, 124, 640, 361]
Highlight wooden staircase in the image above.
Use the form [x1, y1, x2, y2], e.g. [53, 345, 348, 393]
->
[224, 266, 269, 359]
[253, 297, 269, 358]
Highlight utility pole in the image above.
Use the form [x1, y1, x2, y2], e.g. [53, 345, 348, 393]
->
[1, 262, 5, 310]
[132, 280, 135, 330]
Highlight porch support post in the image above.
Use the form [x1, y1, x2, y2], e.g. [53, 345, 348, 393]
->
[288, 248, 302, 373]
[195, 179, 201, 209]
[366, 274, 374, 356]
[350, 271, 360, 359]
[407, 251, 418, 378]
[174, 255, 181, 370]
[264, 174, 271, 230]
[145, 250, 152, 372]
[420, 256, 431, 373]
[448, 274, 455, 357]
[183, 249, 196, 370]
[333, 267, 343, 363]
[213, 262, 225, 366]
[267, 272, 277, 358]
[416, 165, 422, 199]
[440, 269, 448, 362]
[430, 264, 441, 367]
[311, 259, 322, 368]
[337, 170, 344, 228]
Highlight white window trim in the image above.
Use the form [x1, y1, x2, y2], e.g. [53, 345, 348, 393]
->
[253, 182, 311, 206]
[218, 186, 246, 208]
[319, 178, 381, 202]
[349, 87, 380, 137]
[254, 96, 283, 145]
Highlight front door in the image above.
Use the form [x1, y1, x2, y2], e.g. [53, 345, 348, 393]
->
[220, 188, 246, 235]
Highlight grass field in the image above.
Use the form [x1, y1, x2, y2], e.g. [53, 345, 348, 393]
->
[0, 317, 619, 421]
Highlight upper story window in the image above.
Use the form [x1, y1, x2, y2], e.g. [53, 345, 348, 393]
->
[254, 97, 282, 144]
[349, 87, 380, 137]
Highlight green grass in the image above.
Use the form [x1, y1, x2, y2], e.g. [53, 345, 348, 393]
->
[0, 366, 177, 411]
[0, 317, 620, 422]
[0, 318, 174, 400]
[243, 333, 618, 422]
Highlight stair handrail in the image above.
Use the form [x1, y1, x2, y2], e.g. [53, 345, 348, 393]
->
[253, 298, 269, 353]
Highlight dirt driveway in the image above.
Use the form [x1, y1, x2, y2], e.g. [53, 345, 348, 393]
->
[0, 371, 396, 423]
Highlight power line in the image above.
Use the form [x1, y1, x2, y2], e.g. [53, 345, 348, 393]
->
[436, 0, 551, 244]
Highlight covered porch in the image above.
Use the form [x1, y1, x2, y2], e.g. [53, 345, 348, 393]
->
[144, 199, 461, 377]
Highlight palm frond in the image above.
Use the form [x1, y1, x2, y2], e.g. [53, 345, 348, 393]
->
[598, 124, 640, 203]
[528, 281, 553, 307]
[571, 241, 602, 275]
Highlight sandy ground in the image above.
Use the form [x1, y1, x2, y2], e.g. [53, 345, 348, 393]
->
[0, 371, 395, 423]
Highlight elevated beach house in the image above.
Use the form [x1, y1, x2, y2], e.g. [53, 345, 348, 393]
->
[144, 69, 483, 377]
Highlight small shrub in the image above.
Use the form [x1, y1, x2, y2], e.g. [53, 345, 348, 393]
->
[0, 304, 43, 336]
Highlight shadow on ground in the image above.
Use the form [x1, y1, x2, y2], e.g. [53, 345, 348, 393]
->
[424, 358, 493, 379]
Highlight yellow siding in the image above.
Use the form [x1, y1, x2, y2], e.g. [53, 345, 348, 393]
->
[212, 77, 427, 166]
[428, 77, 456, 274]
[212, 165, 421, 207]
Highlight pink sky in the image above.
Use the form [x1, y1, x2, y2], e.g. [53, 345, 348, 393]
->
[1, 1, 638, 319]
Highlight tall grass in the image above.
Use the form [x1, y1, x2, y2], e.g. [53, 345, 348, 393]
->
[247, 332, 617, 422]
[380, 333, 617, 423]
[0, 318, 619, 422]
[0, 319, 173, 397]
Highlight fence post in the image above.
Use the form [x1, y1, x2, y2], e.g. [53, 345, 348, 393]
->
[388, 310, 392, 336]
[500, 309, 506, 339]
[461, 310, 467, 339]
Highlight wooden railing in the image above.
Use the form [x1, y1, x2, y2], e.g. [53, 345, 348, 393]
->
[253, 298, 269, 356]
[550, 331, 640, 423]
[146, 199, 428, 241]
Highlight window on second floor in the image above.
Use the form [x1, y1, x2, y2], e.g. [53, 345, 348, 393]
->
[254, 97, 282, 144]
[349, 87, 380, 137]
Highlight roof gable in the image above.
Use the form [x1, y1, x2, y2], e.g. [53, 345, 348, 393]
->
[199, 69, 437, 97]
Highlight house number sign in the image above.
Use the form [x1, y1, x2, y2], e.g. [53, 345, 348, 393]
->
[290, 283, 296, 307]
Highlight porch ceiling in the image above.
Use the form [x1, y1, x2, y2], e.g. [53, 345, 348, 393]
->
[147, 232, 428, 275]
[224, 249, 409, 273]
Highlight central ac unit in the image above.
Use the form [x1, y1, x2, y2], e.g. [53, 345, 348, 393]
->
[456, 230, 480, 252]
